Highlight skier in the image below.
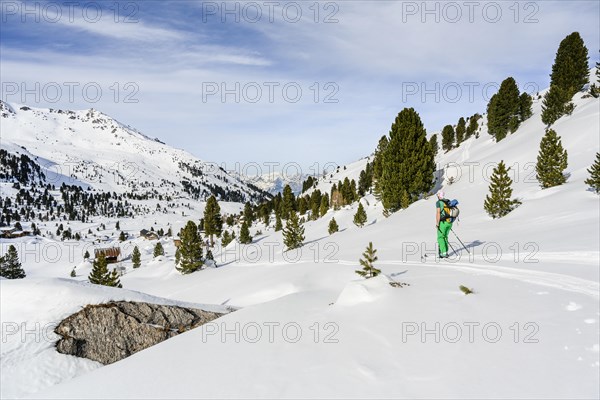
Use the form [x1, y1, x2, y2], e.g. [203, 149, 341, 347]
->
[435, 190, 451, 258]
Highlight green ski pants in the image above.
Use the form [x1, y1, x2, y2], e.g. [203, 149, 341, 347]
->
[437, 221, 452, 255]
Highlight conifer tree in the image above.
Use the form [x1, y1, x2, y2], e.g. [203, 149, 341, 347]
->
[88, 254, 122, 287]
[356, 242, 380, 279]
[401, 190, 410, 209]
[429, 134, 439, 156]
[549, 32, 589, 99]
[243, 202, 254, 226]
[466, 113, 480, 138]
[372, 136, 389, 199]
[328, 217, 339, 235]
[541, 85, 569, 126]
[203, 195, 223, 247]
[519, 92, 533, 122]
[221, 230, 233, 247]
[275, 213, 283, 231]
[536, 129, 568, 188]
[319, 194, 329, 217]
[119, 231, 126, 242]
[0, 245, 25, 279]
[310, 190, 321, 220]
[84, 250, 90, 260]
[441, 125, 455, 152]
[282, 211, 305, 251]
[584, 152, 600, 194]
[70, 267, 76, 278]
[175, 221, 203, 274]
[132, 245, 141, 268]
[484, 161, 521, 218]
[487, 77, 521, 141]
[297, 196, 307, 215]
[353, 202, 367, 227]
[239, 221, 252, 244]
[380, 108, 435, 213]
[280, 185, 295, 220]
[455, 117, 466, 145]
[153, 242, 164, 257]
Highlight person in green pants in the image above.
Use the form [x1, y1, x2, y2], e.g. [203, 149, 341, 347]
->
[435, 190, 452, 258]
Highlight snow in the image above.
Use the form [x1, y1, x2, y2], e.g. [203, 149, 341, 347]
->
[1, 72, 599, 399]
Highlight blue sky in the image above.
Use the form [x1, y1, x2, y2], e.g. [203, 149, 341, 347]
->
[1, 0, 599, 173]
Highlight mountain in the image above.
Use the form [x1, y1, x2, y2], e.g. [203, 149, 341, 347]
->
[1, 73, 599, 399]
[0, 101, 271, 204]
[231, 169, 308, 195]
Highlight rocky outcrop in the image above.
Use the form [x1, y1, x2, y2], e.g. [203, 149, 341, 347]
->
[55, 301, 224, 364]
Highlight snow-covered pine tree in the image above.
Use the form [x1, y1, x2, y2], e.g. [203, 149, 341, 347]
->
[0, 245, 26, 279]
[584, 152, 600, 194]
[132, 246, 141, 268]
[175, 221, 203, 274]
[356, 242, 381, 279]
[153, 242, 164, 257]
[536, 129, 568, 188]
[283, 211, 305, 251]
[353, 202, 367, 227]
[328, 217, 339, 235]
[239, 221, 252, 244]
[484, 161, 521, 218]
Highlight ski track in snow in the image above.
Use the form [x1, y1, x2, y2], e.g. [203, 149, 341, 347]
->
[331, 258, 600, 298]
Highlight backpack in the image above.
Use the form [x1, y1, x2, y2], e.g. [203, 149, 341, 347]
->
[440, 199, 460, 222]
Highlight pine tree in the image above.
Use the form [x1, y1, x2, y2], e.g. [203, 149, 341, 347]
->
[536, 129, 568, 188]
[84, 250, 90, 259]
[441, 124, 455, 152]
[328, 217, 339, 235]
[153, 242, 164, 257]
[519, 92, 533, 122]
[88, 254, 122, 287]
[584, 152, 600, 194]
[372, 136, 389, 198]
[400, 190, 410, 209]
[353, 202, 367, 227]
[280, 185, 295, 220]
[355, 242, 381, 279]
[541, 85, 569, 126]
[175, 221, 203, 274]
[132, 246, 141, 268]
[487, 77, 521, 141]
[221, 230, 233, 246]
[380, 108, 435, 213]
[282, 211, 305, 251]
[429, 134, 438, 156]
[455, 117, 466, 145]
[115, 221, 120, 230]
[549, 32, 589, 99]
[0, 245, 25, 279]
[275, 213, 283, 231]
[484, 161, 521, 218]
[70, 267, 76, 278]
[466, 113, 480, 139]
[239, 221, 252, 244]
[119, 231, 126, 241]
[203, 195, 223, 247]
[319, 194, 329, 217]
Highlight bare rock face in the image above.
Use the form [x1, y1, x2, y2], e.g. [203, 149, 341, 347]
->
[55, 301, 224, 364]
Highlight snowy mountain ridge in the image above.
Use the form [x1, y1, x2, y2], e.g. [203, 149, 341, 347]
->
[0, 100, 270, 203]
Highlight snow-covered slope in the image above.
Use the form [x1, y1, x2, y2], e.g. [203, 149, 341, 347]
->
[0, 101, 270, 203]
[1, 73, 599, 399]
[230, 169, 308, 195]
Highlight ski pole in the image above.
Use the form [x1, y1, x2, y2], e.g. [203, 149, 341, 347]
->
[451, 228, 470, 254]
